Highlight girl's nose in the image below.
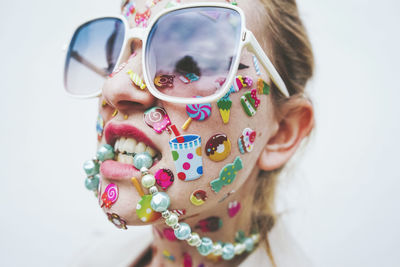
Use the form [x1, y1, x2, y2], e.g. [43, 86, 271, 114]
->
[102, 40, 157, 113]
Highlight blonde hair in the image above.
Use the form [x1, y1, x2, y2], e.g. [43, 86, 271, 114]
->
[251, 0, 314, 265]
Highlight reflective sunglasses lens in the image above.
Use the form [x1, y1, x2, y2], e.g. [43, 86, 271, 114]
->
[145, 7, 242, 98]
[64, 18, 125, 96]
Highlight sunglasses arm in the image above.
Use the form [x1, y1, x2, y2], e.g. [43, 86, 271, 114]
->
[244, 31, 290, 97]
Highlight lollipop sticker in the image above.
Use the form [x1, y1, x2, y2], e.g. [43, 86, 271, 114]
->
[238, 128, 256, 154]
[101, 183, 119, 208]
[136, 195, 162, 222]
[182, 100, 212, 130]
[210, 156, 243, 193]
[169, 134, 203, 181]
[144, 106, 171, 134]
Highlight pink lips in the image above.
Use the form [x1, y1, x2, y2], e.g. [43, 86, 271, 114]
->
[100, 123, 160, 181]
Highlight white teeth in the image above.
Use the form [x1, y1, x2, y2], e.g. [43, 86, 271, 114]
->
[146, 146, 157, 157]
[124, 138, 137, 153]
[135, 142, 146, 154]
[114, 139, 120, 152]
[117, 154, 134, 165]
[118, 137, 126, 153]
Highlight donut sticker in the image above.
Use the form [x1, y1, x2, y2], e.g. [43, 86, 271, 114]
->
[205, 134, 231, 162]
[238, 128, 256, 154]
[101, 183, 119, 209]
[136, 195, 162, 222]
[154, 74, 175, 89]
[190, 190, 207, 206]
[155, 168, 174, 190]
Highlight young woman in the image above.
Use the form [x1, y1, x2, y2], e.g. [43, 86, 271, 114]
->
[65, 0, 314, 266]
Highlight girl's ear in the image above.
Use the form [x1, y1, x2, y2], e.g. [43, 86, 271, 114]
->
[258, 98, 314, 171]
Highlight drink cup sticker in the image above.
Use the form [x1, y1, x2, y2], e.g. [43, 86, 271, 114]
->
[144, 106, 171, 134]
[210, 157, 243, 193]
[238, 128, 256, 154]
[101, 183, 119, 208]
[190, 190, 207, 206]
[155, 168, 174, 190]
[169, 134, 203, 181]
[205, 133, 231, 162]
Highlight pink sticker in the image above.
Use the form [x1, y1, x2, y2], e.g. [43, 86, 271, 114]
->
[155, 168, 174, 190]
[144, 106, 171, 134]
[228, 200, 241, 217]
[101, 183, 119, 208]
[163, 228, 177, 241]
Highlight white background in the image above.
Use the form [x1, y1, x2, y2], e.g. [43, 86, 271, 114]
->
[1, 0, 399, 266]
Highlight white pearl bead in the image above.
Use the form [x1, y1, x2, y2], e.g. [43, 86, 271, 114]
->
[141, 174, 155, 188]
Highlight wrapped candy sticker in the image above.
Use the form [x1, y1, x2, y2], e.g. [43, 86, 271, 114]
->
[210, 157, 243, 193]
[238, 128, 256, 154]
[144, 106, 171, 134]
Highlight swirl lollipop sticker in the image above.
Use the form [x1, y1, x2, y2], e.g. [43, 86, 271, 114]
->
[182, 100, 212, 130]
[101, 183, 119, 209]
[144, 107, 171, 134]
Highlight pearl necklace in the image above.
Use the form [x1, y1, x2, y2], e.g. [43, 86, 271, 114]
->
[83, 144, 260, 261]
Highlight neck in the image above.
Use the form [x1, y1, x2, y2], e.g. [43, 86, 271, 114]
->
[150, 168, 259, 267]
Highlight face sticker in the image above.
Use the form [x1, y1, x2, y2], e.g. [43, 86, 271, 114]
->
[238, 128, 256, 154]
[143, 107, 171, 134]
[96, 114, 104, 142]
[101, 184, 119, 209]
[109, 62, 127, 78]
[240, 90, 258, 117]
[182, 101, 212, 130]
[163, 250, 176, 262]
[179, 73, 199, 84]
[228, 200, 241, 218]
[195, 216, 223, 232]
[210, 156, 243, 193]
[122, 2, 135, 18]
[252, 55, 261, 76]
[155, 168, 174, 190]
[127, 69, 146, 90]
[257, 78, 271, 95]
[172, 209, 186, 217]
[205, 134, 231, 162]
[190, 190, 207, 206]
[169, 134, 203, 181]
[135, 8, 151, 27]
[218, 190, 235, 203]
[136, 195, 162, 222]
[163, 227, 177, 241]
[107, 213, 127, 230]
[154, 74, 175, 88]
[183, 252, 192, 267]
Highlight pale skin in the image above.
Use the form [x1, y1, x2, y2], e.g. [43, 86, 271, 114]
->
[97, 0, 314, 266]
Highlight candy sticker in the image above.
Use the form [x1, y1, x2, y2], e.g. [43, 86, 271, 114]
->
[253, 55, 261, 75]
[163, 228, 177, 241]
[238, 128, 256, 154]
[143, 106, 171, 134]
[257, 78, 271, 95]
[240, 91, 257, 116]
[155, 168, 174, 190]
[172, 209, 186, 217]
[190, 190, 207, 206]
[179, 73, 199, 84]
[96, 114, 104, 141]
[195, 216, 223, 232]
[169, 134, 203, 181]
[107, 212, 127, 230]
[163, 250, 176, 262]
[210, 157, 243, 193]
[183, 252, 192, 267]
[136, 195, 162, 222]
[127, 69, 146, 90]
[205, 134, 231, 162]
[182, 101, 211, 130]
[228, 200, 241, 217]
[135, 8, 151, 27]
[154, 74, 175, 88]
[101, 183, 119, 208]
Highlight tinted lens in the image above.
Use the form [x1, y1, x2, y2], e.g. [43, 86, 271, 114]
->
[64, 18, 125, 96]
[145, 7, 242, 98]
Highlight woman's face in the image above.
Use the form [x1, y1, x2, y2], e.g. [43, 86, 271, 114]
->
[97, 0, 277, 225]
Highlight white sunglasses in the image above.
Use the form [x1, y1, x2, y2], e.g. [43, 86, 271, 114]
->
[63, 2, 289, 104]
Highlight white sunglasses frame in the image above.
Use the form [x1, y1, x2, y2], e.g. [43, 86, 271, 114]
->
[64, 2, 289, 103]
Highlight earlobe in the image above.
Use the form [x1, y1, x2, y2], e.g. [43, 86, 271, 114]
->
[258, 99, 314, 171]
